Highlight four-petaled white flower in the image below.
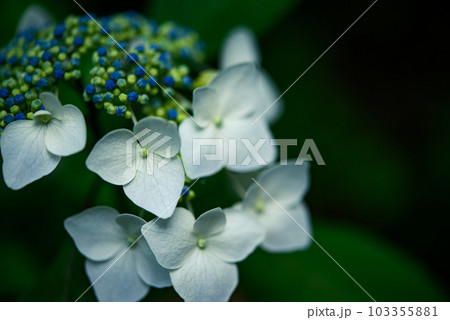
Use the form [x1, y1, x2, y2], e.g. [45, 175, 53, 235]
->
[230, 161, 312, 253]
[1, 92, 86, 190]
[220, 26, 284, 124]
[142, 207, 265, 301]
[86, 117, 184, 218]
[179, 63, 277, 179]
[64, 206, 171, 302]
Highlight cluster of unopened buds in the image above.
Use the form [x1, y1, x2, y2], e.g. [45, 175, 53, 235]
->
[0, 5, 313, 301]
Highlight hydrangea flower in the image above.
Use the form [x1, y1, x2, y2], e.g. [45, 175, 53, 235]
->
[142, 207, 265, 301]
[86, 117, 184, 218]
[220, 27, 284, 124]
[1, 92, 86, 190]
[179, 63, 277, 179]
[64, 206, 171, 302]
[230, 161, 312, 253]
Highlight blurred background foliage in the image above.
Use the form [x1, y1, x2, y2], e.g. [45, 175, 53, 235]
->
[0, 0, 449, 301]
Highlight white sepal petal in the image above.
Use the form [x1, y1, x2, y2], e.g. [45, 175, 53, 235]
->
[85, 253, 149, 302]
[141, 208, 197, 269]
[86, 129, 137, 186]
[245, 161, 310, 207]
[220, 27, 261, 69]
[16, 5, 52, 33]
[135, 241, 172, 288]
[209, 63, 259, 119]
[170, 249, 238, 302]
[259, 202, 313, 253]
[179, 119, 226, 179]
[193, 207, 226, 238]
[39, 92, 62, 113]
[224, 119, 277, 173]
[210, 209, 265, 262]
[133, 117, 181, 158]
[258, 69, 284, 124]
[1, 120, 60, 190]
[64, 206, 126, 261]
[45, 104, 86, 156]
[123, 156, 184, 218]
[191, 86, 219, 127]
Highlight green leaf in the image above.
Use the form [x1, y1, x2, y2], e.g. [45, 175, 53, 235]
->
[239, 220, 446, 301]
[147, 0, 300, 56]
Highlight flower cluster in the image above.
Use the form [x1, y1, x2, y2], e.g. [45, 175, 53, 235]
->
[82, 15, 204, 121]
[0, 10, 204, 131]
[1, 7, 313, 302]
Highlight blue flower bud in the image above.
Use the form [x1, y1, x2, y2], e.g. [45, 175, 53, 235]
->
[105, 80, 116, 91]
[112, 60, 122, 69]
[104, 92, 114, 101]
[85, 84, 95, 95]
[118, 41, 128, 49]
[0, 88, 8, 98]
[3, 114, 14, 124]
[54, 68, 65, 79]
[97, 46, 107, 56]
[159, 52, 169, 64]
[135, 66, 146, 77]
[128, 52, 138, 63]
[13, 94, 25, 104]
[8, 56, 18, 66]
[181, 185, 190, 197]
[179, 48, 190, 58]
[137, 78, 147, 89]
[148, 77, 157, 87]
[5, 98, 14, 107]
[167, 108, 177, 120]
[182, 75, 192, 88]
[54, 62, 63, 69]
[42, 51, 52, 61]
[74, 36, 84, 46]
[135, 45, 144, 53]
[54, 24, 66, 37]
[70, 57, 80, 66]
[15, 112, 26, 120]
[29, 56, 39, 66]
[127, 91, 138, 103]
[110, 71, 121, 81]
[37, 78, 49, 88]
[40, 41, 50, 50]
[115, 105, 126, 117]
[93, 94, 103, 104]
[98, 57, 107, 66]
[163, 75, 175, 86]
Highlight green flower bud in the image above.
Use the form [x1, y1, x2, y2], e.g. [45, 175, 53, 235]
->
[119, 93, 128, 103]
[31, 99, 42, 111]
[10, 105, 20, 114]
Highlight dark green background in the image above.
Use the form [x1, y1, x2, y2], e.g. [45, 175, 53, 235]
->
[1, 0, 448, 301]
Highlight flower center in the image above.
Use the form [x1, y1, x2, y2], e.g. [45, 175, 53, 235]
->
[35, 114, 51, 124]
[140, 147, 148, 158]
[254, 200, 265, 213]
[127, 236, 137, 248]
[197, 238, 207, 249]
[213, 116, 223, 127]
